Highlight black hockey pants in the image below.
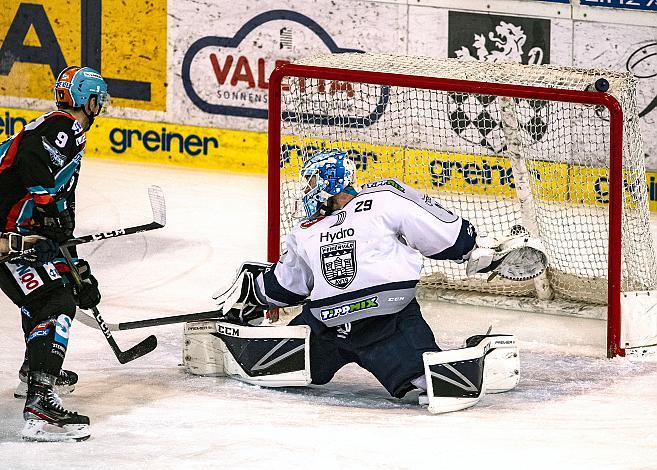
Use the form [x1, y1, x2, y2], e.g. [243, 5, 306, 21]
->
[0, 261, 76, 376]
[289, 299, 440, 398]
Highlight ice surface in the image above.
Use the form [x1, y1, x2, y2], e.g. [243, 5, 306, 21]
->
[1, 160, 656, 469]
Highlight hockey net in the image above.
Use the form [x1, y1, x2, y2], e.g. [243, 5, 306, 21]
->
[267, 53, 657, 357]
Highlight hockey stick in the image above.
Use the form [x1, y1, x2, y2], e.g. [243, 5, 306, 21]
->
[61, 247, 158, 363]
[0, 185, 166, 264]
[75, 308, 225, 331]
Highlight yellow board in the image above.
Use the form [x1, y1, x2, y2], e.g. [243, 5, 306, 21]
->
[2, 106, 657, 211]
[0, 1, 167, 111]
[0, 107, 266, 172]
[279, 137, 657, 212]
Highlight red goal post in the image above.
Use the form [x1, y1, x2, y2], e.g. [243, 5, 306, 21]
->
[267, 55, 641, 358]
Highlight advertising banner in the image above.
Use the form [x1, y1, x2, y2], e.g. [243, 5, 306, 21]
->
[1, 0, 656, 175]
[170, 1, 408, 132]
[407, 7, 573, 70]
[447, 11, 551, 65]
[0, 106, 266, 172]
[0, 0, 167, 112]
[580, 0, 657, 11]
[573, 21, 657, 166]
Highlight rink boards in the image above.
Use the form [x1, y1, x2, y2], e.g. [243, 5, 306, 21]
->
[2, 105, 656, 211]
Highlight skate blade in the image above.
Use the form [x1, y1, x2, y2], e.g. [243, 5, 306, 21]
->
[21, 419, 90, 442]
[14, 382, 75, 399]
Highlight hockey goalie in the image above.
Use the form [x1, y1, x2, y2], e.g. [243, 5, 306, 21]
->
[185, 150, 547, 413]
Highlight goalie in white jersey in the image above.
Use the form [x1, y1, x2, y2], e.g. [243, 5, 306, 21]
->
[211, 150, 546, 411]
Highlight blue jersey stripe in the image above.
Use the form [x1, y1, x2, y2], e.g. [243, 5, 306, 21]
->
[15, 200, 35, 233]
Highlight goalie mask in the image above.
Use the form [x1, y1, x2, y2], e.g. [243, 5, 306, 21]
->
[299, 150, 357, 218]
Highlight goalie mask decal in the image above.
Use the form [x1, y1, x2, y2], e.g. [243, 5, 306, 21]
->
[320, 241, 357, 289]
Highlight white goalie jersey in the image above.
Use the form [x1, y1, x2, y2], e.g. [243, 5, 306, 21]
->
[256, 179, 476, 327]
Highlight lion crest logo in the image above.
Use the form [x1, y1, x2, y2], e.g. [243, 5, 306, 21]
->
[455, 21, 544, 65]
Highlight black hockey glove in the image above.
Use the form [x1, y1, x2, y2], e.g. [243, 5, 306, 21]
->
[67, 260, 101, 310]
[213, 264, 271, 325]
[8, 237, 59, 268]
[33, 203, 74, 243]
[222, 306, 265, 325]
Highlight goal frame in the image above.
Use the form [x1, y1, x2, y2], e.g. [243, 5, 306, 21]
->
[267, 61, 625, 358]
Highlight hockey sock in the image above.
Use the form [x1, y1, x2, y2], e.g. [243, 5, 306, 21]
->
[25, 314, 72, 376]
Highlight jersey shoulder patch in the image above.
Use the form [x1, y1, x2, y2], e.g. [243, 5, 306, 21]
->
[300, 216, 326, 229]
[293, 214, 334, 236]
[20, 113, 85, 169]
[293, 210, 346, 237]
[361, 178, 408, 195]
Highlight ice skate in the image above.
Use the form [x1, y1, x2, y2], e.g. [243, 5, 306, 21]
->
[21, 372, 90, 442]
[14, 364, 78, 398]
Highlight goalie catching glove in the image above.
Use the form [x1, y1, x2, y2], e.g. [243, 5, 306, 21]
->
[466, 225, 547, 281]
[212, 262, 272, 324]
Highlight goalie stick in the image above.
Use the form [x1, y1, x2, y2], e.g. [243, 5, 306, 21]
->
[61, 246, 158, 363]
[0, 185, 166, 264]
[77, 264, 276, 331]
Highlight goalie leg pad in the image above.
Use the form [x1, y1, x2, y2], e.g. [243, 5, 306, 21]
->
[183, 320, 311, 387]
[219, 321, 311, 387]
[183, 321, 226, 376]
[422, 346, 487, 414]
[465, 334, 520, 393]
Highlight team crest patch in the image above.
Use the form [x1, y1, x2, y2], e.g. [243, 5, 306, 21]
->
[320, 241, 357, 289]
[41, 137, 65, 167]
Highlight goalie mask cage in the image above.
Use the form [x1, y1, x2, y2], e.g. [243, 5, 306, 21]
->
[267, 53, 657, 358]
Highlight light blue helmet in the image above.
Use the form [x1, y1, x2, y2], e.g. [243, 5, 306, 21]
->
[54, 66, 110, 113]
[300, 150, 357, 218]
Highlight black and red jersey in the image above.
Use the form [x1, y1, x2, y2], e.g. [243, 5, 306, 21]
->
[0, 111, 86, 235]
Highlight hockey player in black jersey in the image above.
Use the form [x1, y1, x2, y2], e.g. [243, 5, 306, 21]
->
[0, 66, 109, 441]
[209, 150, 546, 413]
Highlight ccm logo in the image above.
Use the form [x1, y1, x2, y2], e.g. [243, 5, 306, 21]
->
[388, 296, 405, 302]
[218, 325, 240, 337]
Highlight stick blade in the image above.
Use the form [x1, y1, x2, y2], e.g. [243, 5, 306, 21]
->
[148, 185, 166, 227]
[117, 335, 158, 364]
[74, 309, 103, 330]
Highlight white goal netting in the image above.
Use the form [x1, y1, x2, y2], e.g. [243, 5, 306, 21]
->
[274, 53, 657, 306]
